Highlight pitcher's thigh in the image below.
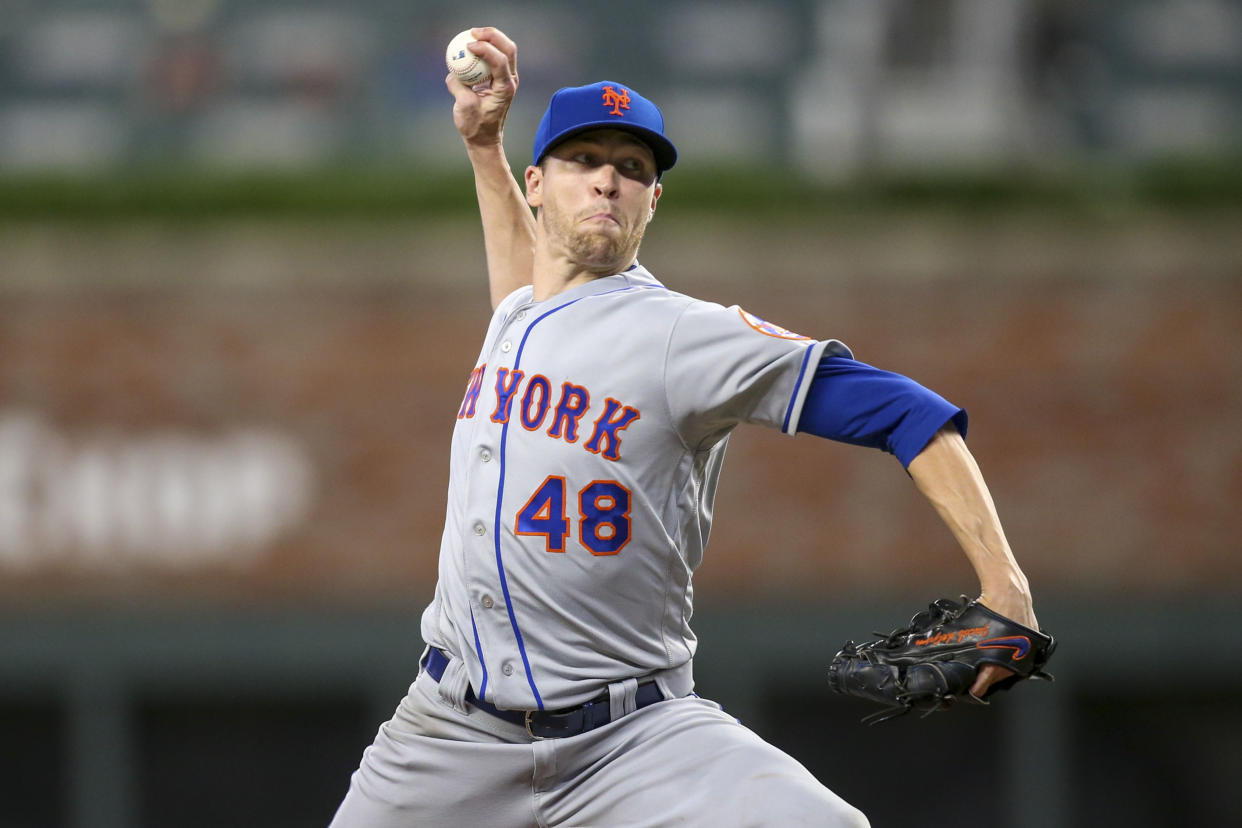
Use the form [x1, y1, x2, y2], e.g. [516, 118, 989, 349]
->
[330, 723, 540, 828]
[547, 697, 869, 828]
[330, 680, 540, 828]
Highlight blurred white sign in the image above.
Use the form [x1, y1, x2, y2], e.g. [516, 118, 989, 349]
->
[0, 413, 315, 570]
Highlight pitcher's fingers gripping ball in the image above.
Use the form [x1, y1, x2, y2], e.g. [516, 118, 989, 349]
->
[446, 29, 491, 87]
[827, 596, 1056, 724]
[443, 27, 519, 150]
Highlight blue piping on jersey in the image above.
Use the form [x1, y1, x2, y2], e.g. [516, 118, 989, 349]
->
[781, 344, 818, 433]
[494, 297, 582, 710]
[490, 282, 652, 710]
[470, 608, 490, 701]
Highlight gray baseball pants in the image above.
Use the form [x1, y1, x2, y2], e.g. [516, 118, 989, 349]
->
[329, 667, 868, 827]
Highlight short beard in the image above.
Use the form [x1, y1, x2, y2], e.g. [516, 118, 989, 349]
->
[542, 202, 647, 275]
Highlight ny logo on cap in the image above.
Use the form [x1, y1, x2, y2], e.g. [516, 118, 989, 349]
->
[601, 85, 631, 116]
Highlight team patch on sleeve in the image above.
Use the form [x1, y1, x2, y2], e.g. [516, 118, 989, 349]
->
[737, 308, 813, 341]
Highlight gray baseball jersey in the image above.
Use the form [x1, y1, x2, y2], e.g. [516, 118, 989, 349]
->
[419, 264, 851, 711]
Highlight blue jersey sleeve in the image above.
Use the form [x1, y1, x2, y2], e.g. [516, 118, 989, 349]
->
[796, 355, 968, 468]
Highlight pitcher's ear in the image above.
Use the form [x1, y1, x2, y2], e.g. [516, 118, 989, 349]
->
[524, 165, 543, 207]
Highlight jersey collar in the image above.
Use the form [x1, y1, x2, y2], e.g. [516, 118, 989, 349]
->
[532, 263, 665, 308]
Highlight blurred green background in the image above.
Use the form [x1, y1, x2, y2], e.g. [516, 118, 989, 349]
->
[1, 1, 1240, 827]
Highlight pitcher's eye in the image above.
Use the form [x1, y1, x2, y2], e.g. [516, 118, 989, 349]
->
[618, 157, 655, 183]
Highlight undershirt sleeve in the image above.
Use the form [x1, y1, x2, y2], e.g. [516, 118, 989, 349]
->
[796, 355, 968, 468]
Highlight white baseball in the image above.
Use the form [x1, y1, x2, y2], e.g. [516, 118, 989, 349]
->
[445, 30, 491, 86]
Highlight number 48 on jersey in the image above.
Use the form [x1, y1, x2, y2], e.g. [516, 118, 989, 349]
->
[515, 475, 632, 556]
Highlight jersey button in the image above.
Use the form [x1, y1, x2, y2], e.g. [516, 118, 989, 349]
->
[479, 448, 492, 462]
[481, 595, 494, 609]
[501, 663, 514, 676]
[500, 341, 512, 353]
[473, 522, 486, 536]
[515, 311, 526, 321]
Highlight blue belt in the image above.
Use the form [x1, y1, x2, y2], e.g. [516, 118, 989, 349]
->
[422, 647, 667, 739]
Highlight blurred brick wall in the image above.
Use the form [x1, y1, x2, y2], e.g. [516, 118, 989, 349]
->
[2, 216, 1238, 604]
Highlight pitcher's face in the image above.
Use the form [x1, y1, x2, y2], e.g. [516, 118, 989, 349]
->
[526, 129, 662, 273]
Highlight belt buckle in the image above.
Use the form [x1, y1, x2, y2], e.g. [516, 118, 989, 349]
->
[524, 710, 543, 740]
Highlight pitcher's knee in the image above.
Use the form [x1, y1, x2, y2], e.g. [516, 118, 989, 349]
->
[739, 772, 868, 827]
[813, 791, 869, 827]
[833, 802, 870, 828]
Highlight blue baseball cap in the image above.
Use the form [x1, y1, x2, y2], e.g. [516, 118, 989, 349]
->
[532, 80, 677, 174]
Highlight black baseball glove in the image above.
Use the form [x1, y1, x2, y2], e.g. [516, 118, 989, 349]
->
[827, 596, 1055, 724]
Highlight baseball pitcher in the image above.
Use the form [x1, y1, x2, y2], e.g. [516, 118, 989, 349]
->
[329, 27, 1049, 828]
